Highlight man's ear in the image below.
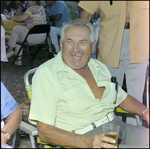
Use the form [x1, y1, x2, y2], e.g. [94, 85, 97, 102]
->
[92, 40, 96, 53]
[60, 41, 62, 51]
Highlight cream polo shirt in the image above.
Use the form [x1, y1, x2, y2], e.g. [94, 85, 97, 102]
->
[78, 1, 149, 68]
[29, 52, 127, 132]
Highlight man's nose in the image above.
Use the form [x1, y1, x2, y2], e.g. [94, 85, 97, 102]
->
[73, 43, 79, 52]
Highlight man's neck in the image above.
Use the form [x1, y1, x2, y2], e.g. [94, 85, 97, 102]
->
[74, 65, 91, 78]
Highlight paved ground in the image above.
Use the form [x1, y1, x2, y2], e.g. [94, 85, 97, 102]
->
[1, 50, 148, 148]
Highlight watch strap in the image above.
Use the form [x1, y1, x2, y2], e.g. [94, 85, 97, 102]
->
[1, 130, 10, 140]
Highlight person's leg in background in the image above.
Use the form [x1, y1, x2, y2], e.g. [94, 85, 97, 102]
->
[106, 29, 130, 89]
[107, 29, 142, 125]
[121, 29, 148, 125]
[15, 32, 47, 66]
[14, 31, 27, 65]
[49, 26, 60, 54]
[92, 17, 100, 59]
[124, 57, 148, 125]
[107, 61, 124, 88]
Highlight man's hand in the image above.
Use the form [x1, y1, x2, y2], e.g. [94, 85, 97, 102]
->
[87, 134, 117, 148]
[47, 21, 54, 26]
[143, 110, 149, 125]
[3, 12, 11, 20]
[3, 9, 10, 15]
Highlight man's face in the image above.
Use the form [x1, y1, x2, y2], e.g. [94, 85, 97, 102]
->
[60, 26, 96, 70]
[45, 1, 55, 6]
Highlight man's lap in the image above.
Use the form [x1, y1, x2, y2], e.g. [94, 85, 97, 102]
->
[84, 116, 149, 148]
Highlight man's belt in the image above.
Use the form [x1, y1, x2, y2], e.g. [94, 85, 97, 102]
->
[124, 22, 130, 29]
[72, 112, 115, 134]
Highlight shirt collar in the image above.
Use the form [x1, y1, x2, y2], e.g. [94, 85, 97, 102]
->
[51, 51, 110, 86]
[51, 51, 68, 73]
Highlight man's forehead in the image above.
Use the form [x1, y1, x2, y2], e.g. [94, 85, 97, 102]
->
[65, 26, 90, 35]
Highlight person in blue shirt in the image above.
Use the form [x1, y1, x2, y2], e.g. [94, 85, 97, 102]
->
[1, 82, 22, 148]
[45, 1, 72, 54]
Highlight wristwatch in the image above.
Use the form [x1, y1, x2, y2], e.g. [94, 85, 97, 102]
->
[1, 130, 10, 140]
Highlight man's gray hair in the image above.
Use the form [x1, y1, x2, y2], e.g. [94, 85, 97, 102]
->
[60, 19, 95, 43]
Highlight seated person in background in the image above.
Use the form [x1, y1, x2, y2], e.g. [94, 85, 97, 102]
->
[4, 1, 46, 66]
[29, 19, 149, 148]
[1, 1, 18, 15]
[1, 82, 22, 148]
[45, 1, 72, 54]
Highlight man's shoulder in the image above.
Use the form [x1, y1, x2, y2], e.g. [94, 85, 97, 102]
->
[55, 1, 67, 7]
[37, 58, 55, 72]
[90, 59, 111, 77]
[91, 58, 107, 68]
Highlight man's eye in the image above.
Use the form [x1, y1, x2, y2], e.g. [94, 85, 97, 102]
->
[67, 40, 73, 44]
[80, 41, 86, 45]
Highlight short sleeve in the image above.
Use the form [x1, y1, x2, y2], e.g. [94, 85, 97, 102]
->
[1, 82, 18, 119]
[55, 2, 65, 14]
[29, 67, 58, 126]
[115, 86, 128, 106]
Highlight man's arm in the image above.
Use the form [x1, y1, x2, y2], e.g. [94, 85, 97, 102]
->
[119, 95, 149, 125]
[1, 107, 22, 145]
[4, 12, 30, 22]
[47, 14, 62, 26]
[37, 121, 117, 148]
[49, 14, 62, 21]
[80, 9, 92, 21]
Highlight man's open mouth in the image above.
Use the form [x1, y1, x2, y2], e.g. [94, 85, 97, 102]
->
[71, 53, 83, 57]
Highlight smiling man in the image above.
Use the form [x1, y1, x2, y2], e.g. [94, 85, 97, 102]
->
[29, 19, 149, 148]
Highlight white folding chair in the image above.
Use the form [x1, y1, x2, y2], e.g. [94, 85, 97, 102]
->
[12, 68, 38, 148]
[18, 67, 38, 148]
[19, 121, 38, 148]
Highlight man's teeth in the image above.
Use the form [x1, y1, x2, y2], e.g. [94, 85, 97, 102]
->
[72, 54, 82, 57]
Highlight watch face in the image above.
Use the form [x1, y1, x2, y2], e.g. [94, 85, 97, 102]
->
[5, 133, 10, 140]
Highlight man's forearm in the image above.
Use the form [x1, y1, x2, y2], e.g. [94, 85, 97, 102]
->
[1, 107, 22, 136]
[10, 13, 29, 22]
[1, 107, 22, 144]
[37, 121, 91, 148]
[80, 9, 92, 21]
[49, 14, 61, 21]
[119, 95, 148, 118]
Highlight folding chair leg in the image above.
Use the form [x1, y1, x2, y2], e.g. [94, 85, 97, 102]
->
[12, 45, 24, 65]
[29, 135, 36, 148]
[26, 46, 33, 68]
